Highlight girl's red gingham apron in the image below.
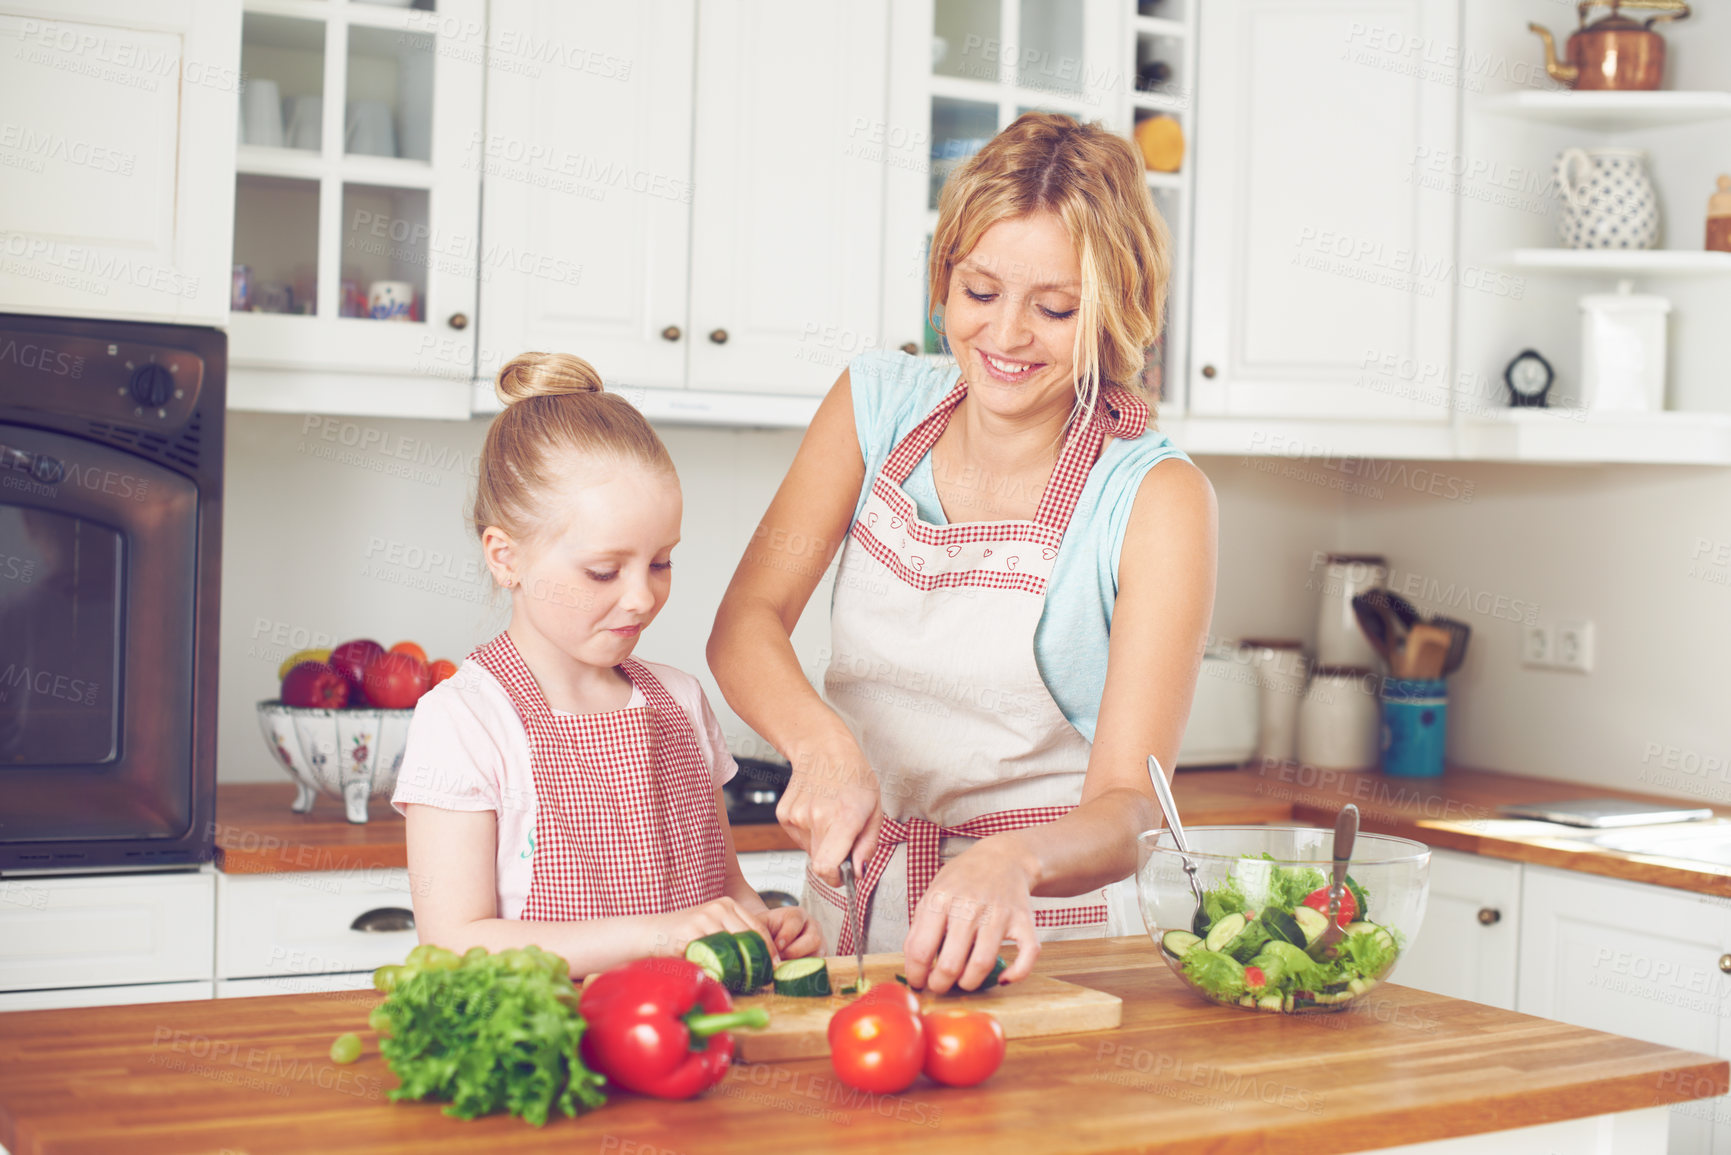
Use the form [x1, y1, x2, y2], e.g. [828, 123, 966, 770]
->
[473, 632, 727, 920]
[805, 379, 1149, 955]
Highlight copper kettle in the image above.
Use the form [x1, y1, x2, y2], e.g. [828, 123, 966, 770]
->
[1529, 0, 1689, 90]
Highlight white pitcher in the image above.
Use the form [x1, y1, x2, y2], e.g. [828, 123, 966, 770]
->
[1555, 147, 1660, 250]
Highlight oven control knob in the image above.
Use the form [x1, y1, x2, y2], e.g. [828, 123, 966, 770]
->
[129, 364, 175, 408]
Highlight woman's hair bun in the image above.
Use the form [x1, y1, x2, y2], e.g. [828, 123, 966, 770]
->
[494, 352, 605, 406]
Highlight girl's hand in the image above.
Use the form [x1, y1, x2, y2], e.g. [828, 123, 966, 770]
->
[644, 897, 778, 962]
[778, 735, 884, 887]
[902, 836, 1040, 995]
[762, 904, 823, 959]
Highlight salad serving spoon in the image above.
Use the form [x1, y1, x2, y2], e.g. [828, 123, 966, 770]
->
[1147, 754, 1206, 919]
[1308, 804, 1360, 962]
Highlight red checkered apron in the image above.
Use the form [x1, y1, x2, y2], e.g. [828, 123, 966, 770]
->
[806, 379, 1150, 954]
[472, 632, 727, 920]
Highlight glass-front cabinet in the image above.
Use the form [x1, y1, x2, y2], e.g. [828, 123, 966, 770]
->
[228, 0, 483, 417]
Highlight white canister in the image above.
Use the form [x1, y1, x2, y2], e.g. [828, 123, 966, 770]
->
[1243, 638, 1307, 765]
[1312, 553, 1387, 669]
[1579, 279, 1670, 411]
[1297, 666, 1380, 772]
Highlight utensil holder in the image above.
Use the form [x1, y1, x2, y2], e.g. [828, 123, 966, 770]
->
[1380, 678, 1447, 779]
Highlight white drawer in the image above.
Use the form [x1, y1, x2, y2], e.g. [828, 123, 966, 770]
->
[216, 869, 418, 980]
[0, 872, 215, 991]
[738, 849, 808, 901]
[0, 980, 215, 1013]
[216, 972, 378, 999]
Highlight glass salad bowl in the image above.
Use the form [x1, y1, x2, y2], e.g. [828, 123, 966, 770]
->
[1137, 825, 1430, 1014]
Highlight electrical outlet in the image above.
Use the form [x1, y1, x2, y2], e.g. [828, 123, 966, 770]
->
[1521, 623, 1554, 668]
[1555, 620, 1595, 673]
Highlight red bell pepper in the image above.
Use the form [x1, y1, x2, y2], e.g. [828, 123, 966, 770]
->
[578, 957, 769, 1100]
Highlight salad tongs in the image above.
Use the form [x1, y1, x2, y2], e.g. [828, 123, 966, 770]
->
[1307, 805, 1360, 962]
[1147, 755, 1206, 921]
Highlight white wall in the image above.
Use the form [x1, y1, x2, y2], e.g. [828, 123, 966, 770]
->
[216, 413, 1342, 783]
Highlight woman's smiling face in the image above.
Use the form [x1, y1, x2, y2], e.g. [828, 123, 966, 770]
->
[944, 211, 1082, 422]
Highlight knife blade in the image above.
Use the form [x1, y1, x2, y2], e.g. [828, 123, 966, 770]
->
[840, 859, 864, 989]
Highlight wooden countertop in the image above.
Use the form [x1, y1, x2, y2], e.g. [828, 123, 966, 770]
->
[217, 765, 1731, 896]
[1, 937, 1722, 1155]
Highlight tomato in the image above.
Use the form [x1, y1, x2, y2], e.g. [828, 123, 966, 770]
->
[857, 983, 922, 1015]
[827, 1001, 924, 1094]
[363, 652, 431, 709]
[1244, 965, 1267, 990]
[428, 658, 458, 686]
[389, 640, 427, 663]
[920, 1009, 1005, 1088]
[1301, 885, 1359, 928]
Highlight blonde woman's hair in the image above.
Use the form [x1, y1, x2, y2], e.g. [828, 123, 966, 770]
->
[473, 352, 674, 545]
[929, 112, 1172, 422]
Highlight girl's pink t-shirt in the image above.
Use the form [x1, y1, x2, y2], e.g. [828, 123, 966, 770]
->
[390, 657, 738, 920]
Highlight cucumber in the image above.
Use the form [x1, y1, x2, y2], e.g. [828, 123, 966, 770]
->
[953, 955, 1008, 993]
[1203, 912, 1246, 954]
[1346, 921, 1396, 953]
[1191, 906, 1212, 937]
[1346, 876, 1370, 921]
[1161, 930, 1202, 960]
[1262, 908, 1306, 947]
[772, 957, 831, 997]
[685, 932, 746, 993]
[732, 930, 773, 992]
[1291, 905, 1329, 946]
[1257, 994, 1285, 1012]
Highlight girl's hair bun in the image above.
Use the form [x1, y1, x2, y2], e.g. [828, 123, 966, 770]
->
[494, 352, 604, 406]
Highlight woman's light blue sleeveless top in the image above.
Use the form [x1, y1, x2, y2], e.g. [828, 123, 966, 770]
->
[842, 350, 1190, 743]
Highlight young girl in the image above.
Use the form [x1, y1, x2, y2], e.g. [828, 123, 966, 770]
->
[394, 351, 821, 975]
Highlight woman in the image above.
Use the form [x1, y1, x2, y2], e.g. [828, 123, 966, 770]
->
[707, 113, 1216, 993]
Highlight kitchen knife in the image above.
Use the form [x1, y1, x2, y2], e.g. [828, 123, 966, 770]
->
[840, 858, 864, 989]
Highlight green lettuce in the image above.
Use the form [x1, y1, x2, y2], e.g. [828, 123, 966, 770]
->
[1180, 949, 1247, 1000]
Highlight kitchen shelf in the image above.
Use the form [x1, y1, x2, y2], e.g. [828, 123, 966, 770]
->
[470, 381, 822, 428]
[1501, 249, 1731, 276]
[1457, 409, 1731, 465]
[1163, 416, 1457, 461]
[1478, 90, 1731, 132]
[235, 145, 436, 188]
[1131, 91, 1187, 114]
[1144, 169, 1183, 191]
[1133, 15, 1187, 39]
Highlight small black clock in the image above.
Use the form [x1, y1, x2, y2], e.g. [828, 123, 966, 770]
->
[1503, 349, 1555, 408]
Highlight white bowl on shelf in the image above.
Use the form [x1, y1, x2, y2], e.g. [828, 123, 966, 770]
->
[256, 701, 413, 823]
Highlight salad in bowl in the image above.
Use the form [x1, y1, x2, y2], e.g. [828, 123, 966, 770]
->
[1137, 825, 1430, 1014]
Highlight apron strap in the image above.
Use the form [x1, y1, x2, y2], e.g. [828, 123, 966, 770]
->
[838, 805, 1078, 955]
[471, 632, 556, 721]
[877, 379, 1150, 536]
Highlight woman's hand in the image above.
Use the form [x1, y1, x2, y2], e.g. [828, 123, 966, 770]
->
[902, 836, 1041, 995]
[762, 905, 824, 959]
[777, 735, 884, 887]
[643, 897, 778, 962]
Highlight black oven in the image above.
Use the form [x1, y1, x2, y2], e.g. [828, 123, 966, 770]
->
[0, 313, 223, 872]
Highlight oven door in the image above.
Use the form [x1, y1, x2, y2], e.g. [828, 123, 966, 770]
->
[0, 423, 198, 858]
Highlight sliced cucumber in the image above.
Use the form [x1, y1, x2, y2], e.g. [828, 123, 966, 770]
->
[1348, 976, 1376, 996]
[1346, 876, 1370, 921]
[1161, 930, 1202, 960]
[1347, 921, 1396, 952]
[1262, 908, 1305, 947]
[1238, 994, 1257, 1008]
[1291, 905, 1329, 946]
[951, 955, 1008, 994]
[732, 930, 773, 992]
[1257, 994, 1285, 1012]
[1203, 912, 1247, 953]
[686, 932, 746, 993]
[1191, 906, 1212, 937]
[772, 957, 831, 997]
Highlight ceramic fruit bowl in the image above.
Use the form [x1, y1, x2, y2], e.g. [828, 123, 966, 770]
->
[1136, 825, 1429, 1013]
[256, 701, 413, 823]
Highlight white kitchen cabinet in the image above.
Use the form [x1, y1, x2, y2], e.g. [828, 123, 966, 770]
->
[216, 869, 418, 980]
[226, 0, 485, 419]
[1517, 865, 1731, 1155]
[0, 981, 215, 1013]
[217, 971, 377, 999]
[0, 871, 214, 992]
[1394, 848, 1520, 1010]
[1188, 0, 1459, 420]
[0, 0, 238, 325]
[477, 0, 886, 405]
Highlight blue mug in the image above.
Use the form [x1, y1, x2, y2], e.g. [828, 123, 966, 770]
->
[1380, 677, 1447, 778]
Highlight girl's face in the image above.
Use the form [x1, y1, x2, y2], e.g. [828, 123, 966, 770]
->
[504, 462, 682, 670]
[944, 211, 1083, 423]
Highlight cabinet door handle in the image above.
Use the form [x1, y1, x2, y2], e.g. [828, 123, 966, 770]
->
[447, 313, 468, 330]
[661, 325, 682, 342]
[1200, 364, 1218, 379]
[709, 328, 729, 345]
[351, 907, 415, 933]
[900, 341, 919, 355]
[1477, 907, 1501, 926]
[1720, 954, 1731, 975]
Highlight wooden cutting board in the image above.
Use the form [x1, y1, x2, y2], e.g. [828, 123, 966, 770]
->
[732, 952, 1121, 1062]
